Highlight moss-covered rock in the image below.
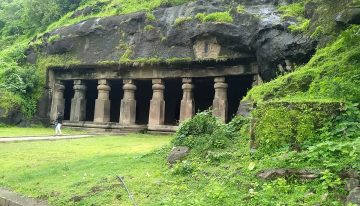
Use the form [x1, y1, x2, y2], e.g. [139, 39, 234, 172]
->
[252, 101, 341, 153]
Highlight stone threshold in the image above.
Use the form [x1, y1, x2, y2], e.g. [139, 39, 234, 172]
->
[0, 188, 48, 206]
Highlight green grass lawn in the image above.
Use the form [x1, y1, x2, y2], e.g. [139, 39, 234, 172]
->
[0, 126, 88, 137]
[0, 131, 347, 205]
[0, 134, 172, 205]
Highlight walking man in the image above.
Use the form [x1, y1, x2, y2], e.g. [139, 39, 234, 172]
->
[55, 112, 63, 136]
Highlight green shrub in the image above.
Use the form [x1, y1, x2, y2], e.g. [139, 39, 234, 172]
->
[226, 115, 249, 137]
[144, 25, 155, 31]
[0, 90, 22, 117]
[203, 12, 233, 23]
[205, 151, 232, 163]
[174, 16, 192, 26]
[171, 160, 197, 175]
[196, 12, 233, 23]
[173, 110, 234, 153]
[236, 5, 246, 13]
[48, 34, 60, 43]
[289, 19, 310, 32]
[195, 13, 206, 22]
[278, 2, 305, 18]
[146, 12, 156, 21]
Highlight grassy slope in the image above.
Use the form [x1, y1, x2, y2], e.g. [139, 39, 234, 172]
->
[246, 25, 360, 104]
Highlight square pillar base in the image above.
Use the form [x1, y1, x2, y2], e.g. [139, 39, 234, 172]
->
[213, 99, 228, 123]
[119, 99, 136, 125]
[180, 100, 194, 122]
[50, 98, 65, 121]
[94, 99, 111, 123]
[70, 98, 87, 121]
[148, 100, 165, 126]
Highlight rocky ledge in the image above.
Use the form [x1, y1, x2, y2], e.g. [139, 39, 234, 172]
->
[29, 0, 318, 81]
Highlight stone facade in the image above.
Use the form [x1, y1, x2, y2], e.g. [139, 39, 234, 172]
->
[49, 61, 258, 132]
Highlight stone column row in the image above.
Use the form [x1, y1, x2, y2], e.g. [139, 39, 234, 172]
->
[51, 77, 229, 124]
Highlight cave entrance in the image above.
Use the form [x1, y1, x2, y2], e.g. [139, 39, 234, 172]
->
[84, 80, 98, 121]
[164, 78, 182, 125]
[226, 75, 254, 122]
[194, 77, 215, 114]
[109, 80, 123, 123]
[135, 80, 152, 125]
[63, 80, 74, 121]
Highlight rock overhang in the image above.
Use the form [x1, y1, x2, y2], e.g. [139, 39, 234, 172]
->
[29, 0, 317, 81]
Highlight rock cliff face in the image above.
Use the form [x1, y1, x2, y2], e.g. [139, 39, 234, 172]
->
[31, 0, 317, 81]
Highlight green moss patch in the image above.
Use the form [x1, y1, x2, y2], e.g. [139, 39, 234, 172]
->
[252, 101, 341, 153]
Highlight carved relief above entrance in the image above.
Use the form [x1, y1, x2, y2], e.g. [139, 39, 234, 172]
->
[193, 35, 221, 60]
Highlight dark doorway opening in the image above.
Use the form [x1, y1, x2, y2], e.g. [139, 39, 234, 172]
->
[63, 80, 74, 120]
[135, 80, 152, 125]
[227, 75, 254, 121]
[109, 80, 123, 122]
[193, 77, 214, 114]
[164, 79, 182, 125]
[84, 80, 98, 121]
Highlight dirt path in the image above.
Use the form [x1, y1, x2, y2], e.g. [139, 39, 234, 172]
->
[0, 134, 96, 143]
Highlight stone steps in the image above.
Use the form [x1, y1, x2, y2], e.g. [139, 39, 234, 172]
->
[0, 189, 48, 206]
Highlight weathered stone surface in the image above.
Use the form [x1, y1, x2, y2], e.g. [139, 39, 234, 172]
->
[179, 78, 194, 122]
[0, 108, 23, 125]
[257, 168, 320, 180]
[237, 100, 253, 117]
[167, 146, 190, 164]
[148, 79, 165, 126]
[94, 80, 111, 123]
[0, 188, 48, 206]
[119, 79, 137, 125]
[346, 178, 360, 192]
[336, 7, 360, 25]
[347, 187, 360, 206]
[212, 77, 228, 122]
[31, 0, 316, 81]
[70, 80, 87, 121]
[50, 82, 65, 121]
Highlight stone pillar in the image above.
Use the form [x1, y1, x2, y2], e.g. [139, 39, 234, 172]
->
[50, 81, 65, 121]
[212, 77, 228, 122]
[252, 74, 263, 87]
[119, 79, 137, 125]
[70, 80, 87, 121]
[148, 79, 165, 126]
[94, 79, 111, 123]
[179, 78, 195, 122]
